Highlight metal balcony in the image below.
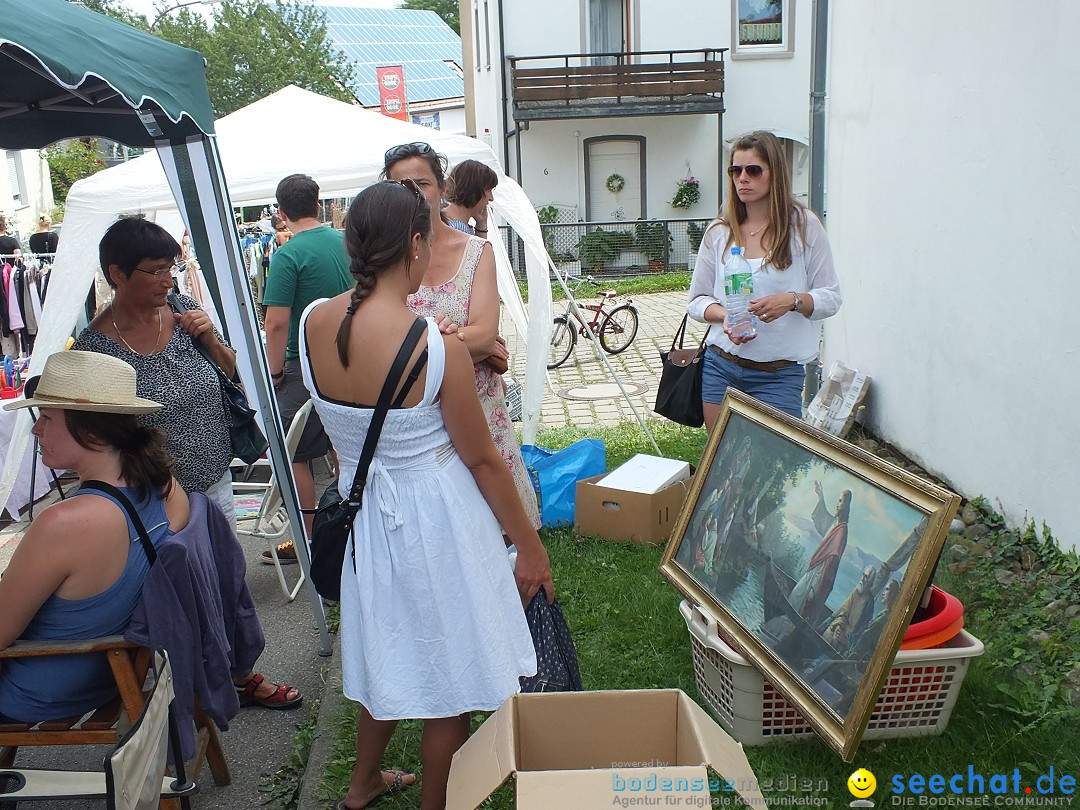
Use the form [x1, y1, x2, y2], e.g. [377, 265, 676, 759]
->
[509, 48, 725, 122]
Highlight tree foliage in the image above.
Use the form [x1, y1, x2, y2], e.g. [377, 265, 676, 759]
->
[78, 0, 356, 118]
[153, 1, 357, 117]
[41, 140, 107, 210]
[400, 0, 460, 34]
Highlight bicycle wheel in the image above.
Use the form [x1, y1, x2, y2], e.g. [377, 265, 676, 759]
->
[599, 304, 639, 354]
[547, 315, 577, 369]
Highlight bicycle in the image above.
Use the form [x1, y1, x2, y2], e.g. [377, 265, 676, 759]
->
[547, 275, 640, 369]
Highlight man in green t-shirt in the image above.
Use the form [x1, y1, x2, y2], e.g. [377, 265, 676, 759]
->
[262, 173, 352, 562]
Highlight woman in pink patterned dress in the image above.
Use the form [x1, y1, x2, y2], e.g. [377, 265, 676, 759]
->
[384, 143, 541, 528]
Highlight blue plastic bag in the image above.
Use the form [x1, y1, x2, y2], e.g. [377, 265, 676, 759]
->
[520, 439, 606, 527]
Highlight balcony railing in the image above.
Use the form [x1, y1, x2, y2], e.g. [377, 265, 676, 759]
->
[509, 48, 725, 122]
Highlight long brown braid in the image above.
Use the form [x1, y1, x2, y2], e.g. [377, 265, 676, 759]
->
[335, 180, 432, 367]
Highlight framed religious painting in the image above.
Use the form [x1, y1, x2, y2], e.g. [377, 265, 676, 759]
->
[660, 390, 960, 760]
[731, 0, 796, 59]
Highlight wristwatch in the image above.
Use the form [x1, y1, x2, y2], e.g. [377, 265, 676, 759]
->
[790, 292, 804, 313]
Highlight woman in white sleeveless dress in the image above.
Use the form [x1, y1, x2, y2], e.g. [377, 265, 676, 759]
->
[300, 180, 553, 810]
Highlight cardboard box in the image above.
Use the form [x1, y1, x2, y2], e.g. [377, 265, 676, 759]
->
[575, 473, 693, 544]
[598, 453, 691, 494]
[446, 689, 768, 810]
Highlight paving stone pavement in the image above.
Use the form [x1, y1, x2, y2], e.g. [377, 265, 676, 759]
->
[502, 288, 702, 429]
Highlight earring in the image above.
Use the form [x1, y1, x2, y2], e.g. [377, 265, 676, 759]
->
[414, 255, 419, 260]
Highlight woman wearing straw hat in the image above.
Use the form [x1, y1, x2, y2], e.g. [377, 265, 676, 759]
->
[0, 351, 182, 723]
[0, 351, 301, 721]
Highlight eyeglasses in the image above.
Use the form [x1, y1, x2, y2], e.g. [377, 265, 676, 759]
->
[727, 164, 765, 179]
[397, 178, 425, 215]
[384, 142, 433, 165]
[134, 259, 188, 278]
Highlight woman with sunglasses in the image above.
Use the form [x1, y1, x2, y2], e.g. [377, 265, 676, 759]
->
[688, 130, 842, 429]
[300, 181, 550, 810]
[73, 216, 303, 709]
[383, 142, 541, 529]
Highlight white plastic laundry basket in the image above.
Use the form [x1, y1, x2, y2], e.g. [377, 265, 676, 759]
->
[680, 600, 984, 746]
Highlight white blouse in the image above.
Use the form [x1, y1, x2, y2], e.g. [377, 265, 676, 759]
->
[687, 212, 842, 364]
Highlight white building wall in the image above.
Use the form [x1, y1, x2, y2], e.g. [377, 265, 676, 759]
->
[823, 3, 1080, 550]
[518, 116, 719, 221]
[471, 0, 814, 220]
[2, 150, 53, 241]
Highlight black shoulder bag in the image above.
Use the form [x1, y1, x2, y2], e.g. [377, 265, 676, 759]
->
[80, 481, 158, 565]
[307, 319, 428, 601]
[167, 292, 269, 464]
[654, 314, 710, 428]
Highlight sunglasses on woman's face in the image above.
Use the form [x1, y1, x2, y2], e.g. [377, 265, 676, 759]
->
[728, 164, 765, 179]
[384, 142, 433, 164]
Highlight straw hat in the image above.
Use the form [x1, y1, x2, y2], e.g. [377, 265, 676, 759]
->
[3, 351, 162, 414]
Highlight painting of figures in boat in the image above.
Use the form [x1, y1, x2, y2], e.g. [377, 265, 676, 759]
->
[661, 390, 959, 761]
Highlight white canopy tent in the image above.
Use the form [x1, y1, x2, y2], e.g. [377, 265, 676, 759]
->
[46, 85, 552, 434]
[0, 87, 553, 644]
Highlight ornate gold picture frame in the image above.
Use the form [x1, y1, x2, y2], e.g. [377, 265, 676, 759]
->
[660, 390, 959, 760]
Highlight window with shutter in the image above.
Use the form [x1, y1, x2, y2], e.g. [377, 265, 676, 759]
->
[6, 151, 27, 207]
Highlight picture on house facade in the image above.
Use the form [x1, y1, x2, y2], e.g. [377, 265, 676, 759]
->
[733, 0, 795, 58]
[661, 390, 959, 759]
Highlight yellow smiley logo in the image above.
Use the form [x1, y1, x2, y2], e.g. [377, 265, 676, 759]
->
[848, 768, 877, 798]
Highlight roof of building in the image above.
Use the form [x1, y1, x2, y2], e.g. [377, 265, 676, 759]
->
[321, 7, 464, 107]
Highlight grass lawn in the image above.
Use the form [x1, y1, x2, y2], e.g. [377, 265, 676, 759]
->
[521, 270, 691, 303]
[311, 421, 1080, 809]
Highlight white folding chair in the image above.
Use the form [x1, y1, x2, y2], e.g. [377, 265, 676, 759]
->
[0, 649, 197, 810]
[233, 399, 312, 600]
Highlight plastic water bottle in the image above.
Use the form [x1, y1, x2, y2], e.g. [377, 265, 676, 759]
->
[723, 247, 756, 338]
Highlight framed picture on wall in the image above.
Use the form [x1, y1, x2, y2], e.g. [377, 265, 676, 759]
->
[659, 390, 960, 760]
[732, 0, 796, 59]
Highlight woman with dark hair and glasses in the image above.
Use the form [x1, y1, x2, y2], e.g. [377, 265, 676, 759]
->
[383, 142, 541, 529]
[72, 216, 302, 709]
[300, 180, 550, 810]
[444, 158, 499, 237]
[687, 130, 842, 429]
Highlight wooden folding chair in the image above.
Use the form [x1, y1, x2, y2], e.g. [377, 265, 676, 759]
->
[0, 637, 229, 809]
[233, 399, 312, 600]
[0, 649, 197, 809]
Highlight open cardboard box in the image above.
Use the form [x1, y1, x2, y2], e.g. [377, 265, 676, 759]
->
[446, 689, 767, 810]
[575, 473, 694, 544]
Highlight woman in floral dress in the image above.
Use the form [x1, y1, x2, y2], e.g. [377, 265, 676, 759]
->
[384, 142, 541, 529]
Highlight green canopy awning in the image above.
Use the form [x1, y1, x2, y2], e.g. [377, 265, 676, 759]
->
[0, 0, 215, 149]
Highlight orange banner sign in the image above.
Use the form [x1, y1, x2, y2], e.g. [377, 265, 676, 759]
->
[376, 65, 409, 121]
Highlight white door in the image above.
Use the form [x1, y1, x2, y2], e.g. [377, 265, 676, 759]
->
[587, 138, 643, 221]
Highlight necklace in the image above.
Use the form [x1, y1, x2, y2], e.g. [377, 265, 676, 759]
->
[746, 222, 768, 237]
[111, 307, 162, 355]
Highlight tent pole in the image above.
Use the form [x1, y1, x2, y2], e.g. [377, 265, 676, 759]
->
[160, 137, 330, 656]
[548, 262, 661, 455]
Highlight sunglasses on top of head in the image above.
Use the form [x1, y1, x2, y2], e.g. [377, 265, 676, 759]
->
[727, 164, 765, 179]
[384, 142, 433, 164]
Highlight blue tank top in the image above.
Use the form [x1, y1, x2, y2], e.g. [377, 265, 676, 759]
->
[0, 485, 172, 722]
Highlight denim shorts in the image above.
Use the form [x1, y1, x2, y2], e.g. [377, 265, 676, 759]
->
[701, 349, 805, 418]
